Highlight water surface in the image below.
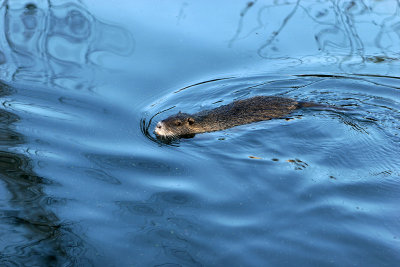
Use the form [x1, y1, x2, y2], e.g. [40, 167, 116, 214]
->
[0, 0, 399, 266]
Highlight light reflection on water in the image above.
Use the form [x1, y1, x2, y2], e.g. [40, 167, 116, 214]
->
[1, 0, 133, 87]
[0, 0, 399, 266]
[228, 0, 400, 72]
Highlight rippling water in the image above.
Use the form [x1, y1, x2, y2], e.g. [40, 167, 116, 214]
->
[0, 0, 399, 266]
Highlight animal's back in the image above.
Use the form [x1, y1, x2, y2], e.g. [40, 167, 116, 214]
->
[204, 96, 298, 118]
[197, 96, 299, 130]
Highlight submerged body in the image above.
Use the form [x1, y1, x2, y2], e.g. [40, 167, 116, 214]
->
[154, 96, 321, 138]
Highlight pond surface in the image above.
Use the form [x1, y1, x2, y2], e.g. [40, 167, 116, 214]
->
[0, 0, 399, 266]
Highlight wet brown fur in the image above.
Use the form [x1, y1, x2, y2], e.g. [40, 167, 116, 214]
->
[155, 96, 322, 138]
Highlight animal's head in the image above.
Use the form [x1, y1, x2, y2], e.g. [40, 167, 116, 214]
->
[154, 112, 196, 138]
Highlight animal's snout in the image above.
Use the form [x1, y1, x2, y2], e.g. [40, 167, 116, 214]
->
[154, 122, 163, 135]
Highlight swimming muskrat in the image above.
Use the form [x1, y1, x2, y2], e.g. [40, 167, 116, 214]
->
[154, 96, 335, 138]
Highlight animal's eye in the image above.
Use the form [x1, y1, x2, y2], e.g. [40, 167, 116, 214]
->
[187, 117, 195, 125]
[175, 120, 182, 126]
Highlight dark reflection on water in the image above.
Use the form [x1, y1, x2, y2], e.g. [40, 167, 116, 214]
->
[0, 83, 92, 265]
[0, 1, 134, 265]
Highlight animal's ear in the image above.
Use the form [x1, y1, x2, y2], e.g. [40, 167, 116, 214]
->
[178, 111, 182, 114]
[187, 117, 195, 125]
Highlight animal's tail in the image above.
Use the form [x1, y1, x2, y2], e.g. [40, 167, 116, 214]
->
[298, 101, 350, 111]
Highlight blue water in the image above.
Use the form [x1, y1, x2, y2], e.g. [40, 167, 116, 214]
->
[0, 0, 399, 266]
